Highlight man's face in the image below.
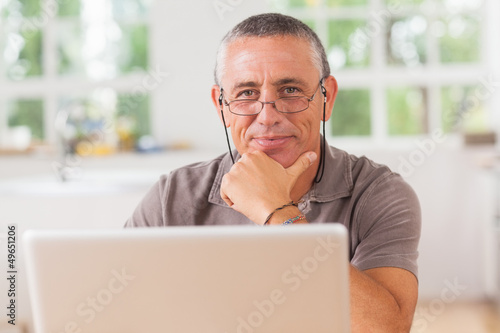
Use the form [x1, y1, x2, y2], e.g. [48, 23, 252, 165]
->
[215, 36, 334, 168]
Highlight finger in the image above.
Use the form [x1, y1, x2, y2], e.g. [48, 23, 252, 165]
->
[220, 189, 234, 207]
[286, 151, 317, 180]
[220, 175, 234, 207]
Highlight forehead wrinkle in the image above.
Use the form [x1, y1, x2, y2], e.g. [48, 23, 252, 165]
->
[273, 77, 309, 87]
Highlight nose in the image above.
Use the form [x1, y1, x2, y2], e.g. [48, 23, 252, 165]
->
[256, 100, 283, 126]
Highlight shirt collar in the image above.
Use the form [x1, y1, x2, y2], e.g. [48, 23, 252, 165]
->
[208, 143, 353, 207]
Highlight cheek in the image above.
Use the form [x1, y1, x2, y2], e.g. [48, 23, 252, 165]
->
[291, 113, 320, 137]
[230, 118, 253, 144]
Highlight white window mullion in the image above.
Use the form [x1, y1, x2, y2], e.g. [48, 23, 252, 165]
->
[315, 0, 328, 72]
[41, 0, 58, 145]
[370, 0, 387, 144]
[372, 85, 387, 144]
[316, 0, 331, 137]
[427, 84, 441, 135]
[484, 0, 500, 149]
[425, 5, 440, 68]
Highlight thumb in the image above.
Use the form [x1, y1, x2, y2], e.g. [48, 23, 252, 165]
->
[286, 151, 317, 180]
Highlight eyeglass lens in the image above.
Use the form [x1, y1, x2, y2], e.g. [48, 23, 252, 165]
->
[229, 97, 309, 115]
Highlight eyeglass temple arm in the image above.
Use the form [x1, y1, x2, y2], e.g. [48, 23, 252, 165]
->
[314, 79, 327, 183]
[219, 88, 235, 164]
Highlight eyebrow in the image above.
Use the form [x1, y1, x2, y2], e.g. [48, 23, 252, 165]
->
[230, 77, 309, 92]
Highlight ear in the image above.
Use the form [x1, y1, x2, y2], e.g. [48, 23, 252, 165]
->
[211, 84, 230, 128]
[322, 75, 339, 122]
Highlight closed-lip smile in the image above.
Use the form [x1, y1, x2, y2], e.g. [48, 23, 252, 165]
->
[252, 136, 293, 150]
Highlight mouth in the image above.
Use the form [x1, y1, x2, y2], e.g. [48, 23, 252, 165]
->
[252, 136, 293, 150]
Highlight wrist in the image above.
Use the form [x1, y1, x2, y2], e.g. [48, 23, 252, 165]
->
[265, 206, 307, 225]
[263, 200, 301, 225]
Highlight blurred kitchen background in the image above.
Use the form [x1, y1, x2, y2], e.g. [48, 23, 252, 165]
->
[0, 0, 499, 332]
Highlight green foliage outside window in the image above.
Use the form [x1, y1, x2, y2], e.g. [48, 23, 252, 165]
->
[8, 99, 44, 140]
[116, 93, 151, 139]
[388, 16, 427, 66]
[331, 89, 371, 136]
[57, 23, 83, 76]
[58, 0, 81, 17]
[302, 19, 316, 30]
[13, 28, 43, 78]
[119, 24, 149, 73]
[288, 0, 319, 8]
[18, 0, 40, 17]
[387, 87, 427, 136]
[441, 85, 486, 133]
[328, 19, 370, 69]
[327, 0, 367, 7]
[439, 15, 480, 63]
[58, 23, 148, 77]
[1, 0, 152, 146]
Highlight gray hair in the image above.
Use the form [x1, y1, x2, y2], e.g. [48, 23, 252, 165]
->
[214, 13, 330, 86]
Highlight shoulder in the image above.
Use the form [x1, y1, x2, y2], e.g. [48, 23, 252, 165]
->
[348, 152, 419, 207]
[348, 152, 392, 184]
[332, 146, 411, 194]
[325, 145, 420, 230]
[126, 152, 233, 228]
[325, 146, 397, 192]
[340, 149, 420, 219]
[157, 152, 228, 192]
[335, 149, 421, 276]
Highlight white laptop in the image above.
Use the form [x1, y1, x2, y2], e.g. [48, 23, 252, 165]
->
[23, 224, 350, 333]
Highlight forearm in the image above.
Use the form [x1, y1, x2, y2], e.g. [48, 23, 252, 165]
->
[261, 208, 417, 332]
[349, 265, 417, 333]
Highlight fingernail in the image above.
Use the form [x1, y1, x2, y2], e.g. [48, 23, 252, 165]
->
[307, 152, 317, 165]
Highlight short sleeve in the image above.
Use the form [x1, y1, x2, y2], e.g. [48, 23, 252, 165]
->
[124, 177, 165, 227]
[350, 173, 421, 278]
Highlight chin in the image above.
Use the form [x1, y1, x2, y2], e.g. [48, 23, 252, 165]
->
[266, 151, 298, 168]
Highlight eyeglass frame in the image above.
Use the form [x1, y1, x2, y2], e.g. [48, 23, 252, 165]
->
[219, 81, 324, 116]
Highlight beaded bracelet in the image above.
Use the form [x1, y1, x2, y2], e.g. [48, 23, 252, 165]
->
[282, 214, 306, 225]
[263, 200, 302, 225]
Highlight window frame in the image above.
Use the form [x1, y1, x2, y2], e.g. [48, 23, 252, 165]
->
[273, 0, 495, 149]
[0, 0, 152, 148]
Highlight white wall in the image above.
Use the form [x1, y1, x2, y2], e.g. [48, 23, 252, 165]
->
[150, 0, 269, 150]
[486, 0, 500, 149]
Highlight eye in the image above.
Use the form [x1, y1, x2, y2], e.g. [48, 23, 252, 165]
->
[238, 90, 257, 99]
[282, 87, 301, 96]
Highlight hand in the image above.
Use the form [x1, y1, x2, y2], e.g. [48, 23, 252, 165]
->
[220, 150, 317, 224]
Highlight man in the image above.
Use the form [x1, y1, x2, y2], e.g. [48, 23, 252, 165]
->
[126, 13, 421, 332]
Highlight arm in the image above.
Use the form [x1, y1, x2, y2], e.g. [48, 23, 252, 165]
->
[260, 207, 419, 331]
[350, 266, 418, 332]
[220, 151, 419, 332]
[125, 178, 164, 227]
[256, 206, 419, 331]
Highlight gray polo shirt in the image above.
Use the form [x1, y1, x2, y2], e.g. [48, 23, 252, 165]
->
[125, 145, 421, 278]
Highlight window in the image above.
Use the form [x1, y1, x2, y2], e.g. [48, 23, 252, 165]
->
[271, 0, 492, 145]
[0, 0, 152, 152]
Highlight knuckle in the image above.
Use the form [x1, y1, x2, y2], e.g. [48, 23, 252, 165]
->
[221, 174, 230, 187]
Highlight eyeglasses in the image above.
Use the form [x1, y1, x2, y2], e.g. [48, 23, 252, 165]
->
[221, 83, 321, 116]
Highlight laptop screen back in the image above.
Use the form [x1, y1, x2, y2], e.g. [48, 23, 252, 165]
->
[24, 224, 350, 333]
